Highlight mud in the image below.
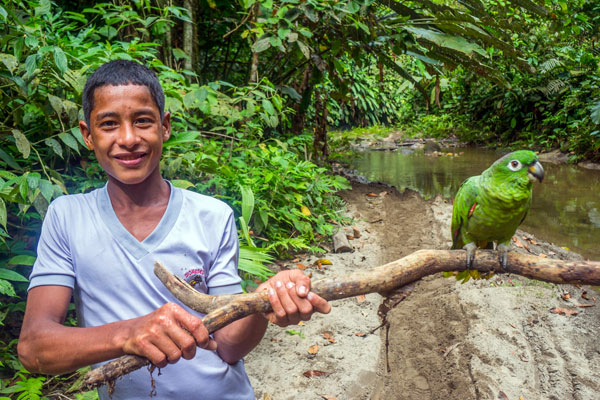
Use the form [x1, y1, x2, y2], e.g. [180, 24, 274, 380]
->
[244, 182, 600, 400]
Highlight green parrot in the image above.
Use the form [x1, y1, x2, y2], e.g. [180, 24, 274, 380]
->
[451, 150, 544, 269]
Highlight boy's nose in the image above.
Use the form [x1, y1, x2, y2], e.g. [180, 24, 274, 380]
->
[116, 124, 139, 147]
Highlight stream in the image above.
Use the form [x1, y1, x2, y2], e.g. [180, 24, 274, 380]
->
[351, 146, 600, 260]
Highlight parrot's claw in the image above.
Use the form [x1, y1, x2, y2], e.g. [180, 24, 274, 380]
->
[463, 242, 477, 269]
[497, 244, 509, 269]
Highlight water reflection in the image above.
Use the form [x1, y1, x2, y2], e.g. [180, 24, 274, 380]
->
[352, 147, 600, 260]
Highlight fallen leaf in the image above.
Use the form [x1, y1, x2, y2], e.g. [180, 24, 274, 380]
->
[286, 329, 305, 338]
[582, 291, 589, 300]
[296, 263, 307, 270]
[510, 323, 517, 329]
[292, 258, 301, 263]
[513, 236, 524, 248]
[316, 258, 332, 266]
[308, 344, 319, 354]
[441, 342, 462, 358]
[549, 307, 578, 316]
[366, 192, 379, 197]
[307, 272, 312, 278]
[323, 332, 336, 343]
[575, 304, 594, 308]
[356, 295, 366, 303]
[320, 395, 338, 400]
[354, 332, 365, 337]
[353, 227, 361, 238]
[298, 321, 305, 325]
[561, 292, 571, 301]
[303, 370, 329, 378]
[346, 234, 354, 240]
[365, 228, 371, 233]
[498, 391, 509, 400]
[539, 253, 547, 258]
[264, 394, 273, 400]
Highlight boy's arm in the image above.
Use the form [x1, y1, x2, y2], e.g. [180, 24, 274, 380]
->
[18, 285, 216, 375]
[213, 269, 330, 364]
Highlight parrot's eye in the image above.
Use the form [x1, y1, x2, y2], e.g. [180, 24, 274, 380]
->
[507, 160, 522, 171]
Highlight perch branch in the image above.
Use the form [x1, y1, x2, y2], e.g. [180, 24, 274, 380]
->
[81, 250, 600, 390]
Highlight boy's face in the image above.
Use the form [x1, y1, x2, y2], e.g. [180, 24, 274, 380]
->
[80, 84, 171, 186]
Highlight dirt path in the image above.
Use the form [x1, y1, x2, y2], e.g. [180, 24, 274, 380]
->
[244, 182, 600, 400]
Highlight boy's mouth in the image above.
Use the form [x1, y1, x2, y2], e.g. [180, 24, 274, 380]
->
[114, 152, 146, 166]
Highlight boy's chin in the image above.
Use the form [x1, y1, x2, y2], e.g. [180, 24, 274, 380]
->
[107, 173, 156, 187]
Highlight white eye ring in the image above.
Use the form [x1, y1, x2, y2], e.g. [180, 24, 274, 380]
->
[507, 160, 522, 171]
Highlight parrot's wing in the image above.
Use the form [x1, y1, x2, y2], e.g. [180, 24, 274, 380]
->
[451, 176, 480, 249]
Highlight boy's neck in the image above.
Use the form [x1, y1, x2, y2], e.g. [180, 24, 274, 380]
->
[106, 172, 170, 209]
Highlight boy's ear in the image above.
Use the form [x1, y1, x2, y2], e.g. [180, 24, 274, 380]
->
[161, 112, 171, 142]
[79, 120, 94, 150]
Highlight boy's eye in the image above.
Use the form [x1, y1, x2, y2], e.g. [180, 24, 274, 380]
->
[99, 120, 117, 128]
[135, 118, 153, 125]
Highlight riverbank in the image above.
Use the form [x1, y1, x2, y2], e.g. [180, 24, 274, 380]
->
[244, 180, 600, 399]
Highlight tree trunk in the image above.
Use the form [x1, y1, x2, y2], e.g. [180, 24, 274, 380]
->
[80, 250, 600, 391]
[183, 0, 194, 70]
[248, 3, 260, 83]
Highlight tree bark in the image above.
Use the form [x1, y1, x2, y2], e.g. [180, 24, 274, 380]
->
[248, 3, 260, 83]
[80, 250, 600, 391]
[183, 0, 194, 70]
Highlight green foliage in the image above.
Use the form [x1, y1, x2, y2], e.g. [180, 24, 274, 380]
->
[0, 1, 351, 397]
[0, 370, 45, 400]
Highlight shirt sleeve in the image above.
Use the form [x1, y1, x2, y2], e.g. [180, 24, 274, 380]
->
[28, 199, 76, 290]
[206, 208, 243, 295]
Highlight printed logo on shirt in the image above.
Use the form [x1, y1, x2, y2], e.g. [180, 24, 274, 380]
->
[184, 268, 208, 293]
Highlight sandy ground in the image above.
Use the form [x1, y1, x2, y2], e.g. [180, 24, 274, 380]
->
[244, 182, 600, 400]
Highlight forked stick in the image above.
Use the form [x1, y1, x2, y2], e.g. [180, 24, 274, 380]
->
[80, 250, 600, 391]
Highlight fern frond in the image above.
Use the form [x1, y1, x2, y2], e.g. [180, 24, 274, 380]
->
[538, 58, 563, 74]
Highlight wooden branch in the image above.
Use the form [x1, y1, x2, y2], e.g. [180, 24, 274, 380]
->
[80, 250, 600, 391]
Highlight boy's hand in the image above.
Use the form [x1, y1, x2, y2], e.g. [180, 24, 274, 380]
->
[257, 270, 331, 327]
[121, 303, 216, 368]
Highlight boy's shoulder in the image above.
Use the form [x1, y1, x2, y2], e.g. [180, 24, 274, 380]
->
[49, 187, 102, 211]
[176, 186, 234, 216]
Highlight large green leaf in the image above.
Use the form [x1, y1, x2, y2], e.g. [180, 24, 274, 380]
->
[0, 147, 21, 170]
[405, 26, 487, 57]
[9, 255, 36, 266]
[0, 279, 16, 297]
[0, 268, 28, 282]
[53, 46, 68, 75]
[238, 246, 274, 280]
[240, 185, 255, 224]
[12, 129, 30, 159]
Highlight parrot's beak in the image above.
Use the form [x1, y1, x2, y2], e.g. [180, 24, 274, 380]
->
[528, 161, 544, 183]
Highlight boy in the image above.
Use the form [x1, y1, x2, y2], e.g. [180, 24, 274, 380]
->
[18, 60, 330, 399]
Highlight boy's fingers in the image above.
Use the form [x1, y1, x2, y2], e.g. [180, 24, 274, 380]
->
[307, 292, 331, 314]
[266, 286, 287, 323]
[275, 280, 299, 317]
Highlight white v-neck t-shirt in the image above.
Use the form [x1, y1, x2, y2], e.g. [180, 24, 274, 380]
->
[29, 182, 254, 399]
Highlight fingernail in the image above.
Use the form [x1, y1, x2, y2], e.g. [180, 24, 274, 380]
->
[307, 292, 314, 301]
[298, 285, 307, 295]
[268, 288, 275, 296]
[275, 281, 283, 288]
[286, 281, 295, 289]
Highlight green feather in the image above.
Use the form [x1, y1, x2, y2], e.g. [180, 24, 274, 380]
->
[451, 150, 542, 250]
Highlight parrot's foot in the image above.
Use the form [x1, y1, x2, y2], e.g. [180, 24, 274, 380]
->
[463, 242, 477, 269]
[497, 244, 509, 269]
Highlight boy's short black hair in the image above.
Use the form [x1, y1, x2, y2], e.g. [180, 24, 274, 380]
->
[82, 59, 165, 124]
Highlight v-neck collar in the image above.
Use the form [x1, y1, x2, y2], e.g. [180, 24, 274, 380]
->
[97, 181, 183, 260]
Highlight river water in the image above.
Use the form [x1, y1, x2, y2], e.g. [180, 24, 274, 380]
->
[351, 147, 600, 260]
